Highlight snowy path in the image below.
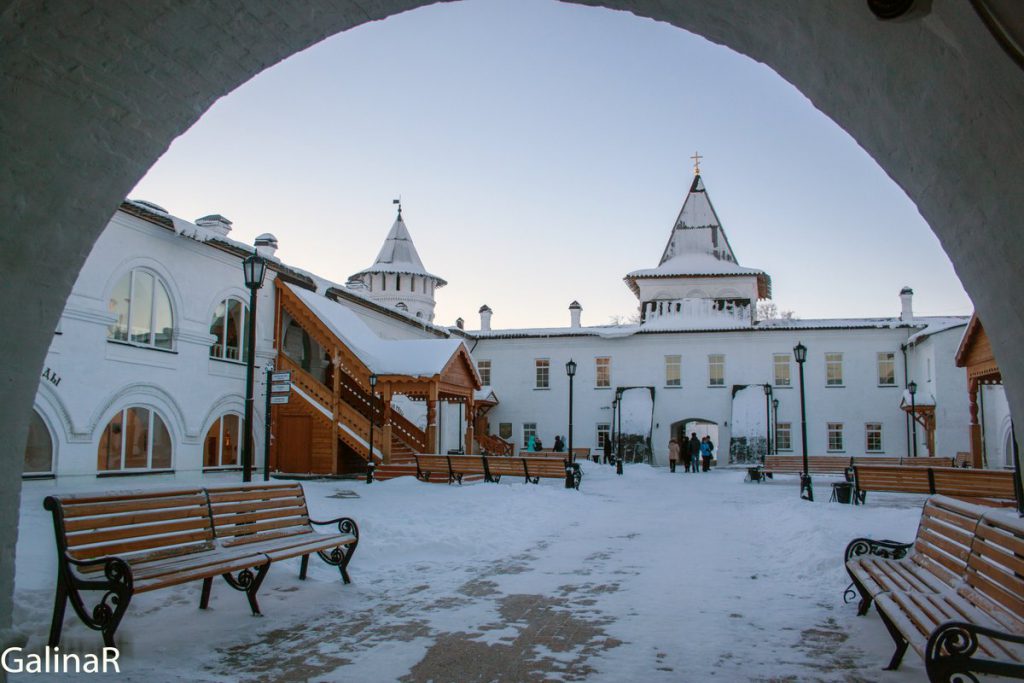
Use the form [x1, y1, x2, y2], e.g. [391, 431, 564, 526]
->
[12, 464, 933, 681]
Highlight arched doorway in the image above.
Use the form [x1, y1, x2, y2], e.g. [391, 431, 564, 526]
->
[670, 418, 720, 467]
[4, 0, 1024, 636]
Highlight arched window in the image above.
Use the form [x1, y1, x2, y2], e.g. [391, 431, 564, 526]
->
[210, 297, 248, 361]
[97, 406, 172, 471]
[24, 409, 53, 475]
[204, 414, 240, 468]
[108, 269, 174, 349]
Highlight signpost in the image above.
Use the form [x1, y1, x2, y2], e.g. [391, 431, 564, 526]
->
[264, 366, 291, 481]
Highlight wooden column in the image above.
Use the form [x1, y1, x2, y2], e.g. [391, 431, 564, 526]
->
[381, 384, 393, 465]
[465, 396, 475, 455]
[426, 384, 439, 454]
[969, 379, 983, 467]
[331, 350, 341, 474]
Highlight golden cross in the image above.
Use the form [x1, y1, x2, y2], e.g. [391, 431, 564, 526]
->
[691, 151, 703, 176]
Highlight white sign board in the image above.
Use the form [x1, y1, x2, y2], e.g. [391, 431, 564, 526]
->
[270, 395, 290, 405]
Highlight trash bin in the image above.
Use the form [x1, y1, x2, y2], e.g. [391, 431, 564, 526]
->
[831, 482, 854, 504]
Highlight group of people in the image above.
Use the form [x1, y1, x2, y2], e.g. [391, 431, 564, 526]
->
[527, 435, 569, 452]
[668, 433, 715, 473]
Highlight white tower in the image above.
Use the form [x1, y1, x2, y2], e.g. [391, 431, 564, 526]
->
[350, 205, 447, 322]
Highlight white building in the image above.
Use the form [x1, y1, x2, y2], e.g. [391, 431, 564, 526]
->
[22, 175, 1009, 479]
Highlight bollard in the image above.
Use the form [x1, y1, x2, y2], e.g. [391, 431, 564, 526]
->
[366, 461, 375, 484]
[616, 457, 623, 476]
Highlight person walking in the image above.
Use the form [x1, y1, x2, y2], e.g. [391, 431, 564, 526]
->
[553, 435, 564, 453]
[668, 438, 680, 473]
[603, 435, 612, 465]
[701, 435, 714, 472]
[689, 432, 701, 473]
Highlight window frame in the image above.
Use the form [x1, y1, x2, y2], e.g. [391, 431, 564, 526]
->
[877, 351, 896, 386]
[665, 355, 681, 387]
[773, 353, 791, 387]
[708, 354, 725, 387]
[209, 295, 249, 363]
[97, 406, 173, 473]
[596, 423, 611, 450]
[825, 352, 844, 387]
[535, 359, 550, 390]
[204, 413, 242, 469]
[595, 356, 612, 389]
[776, 422, 793, 451]
[827, 422, 845, 452]
[478, 360, 492, 386]
[523, 422, 538, 448]
[107, 268, 175, 350]
[865, 422, 883, 453]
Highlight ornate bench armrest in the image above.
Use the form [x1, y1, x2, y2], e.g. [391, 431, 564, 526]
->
[926, 620, 1024, 683]
[309, 517, 360, 539]
[844, 537, 912, 563]
[64, 553, 134, 587]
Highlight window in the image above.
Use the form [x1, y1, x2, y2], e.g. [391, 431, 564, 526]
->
[498, 422, 512, 440]
[535, 359, 549, 389]
[773, 353, 791, 386]
[877, 352, 896, 386]
[665, 355, 681, 387]
[204, 414, 241, 468]
[708, 354, 725, 386]
[97, 407, 172, 471]
[596, 357, 611, 388]
[776, 423, 792, 451]
[23, 409, 53, 475]
[827, 422, 844, 452]
[597, 423, 611, 450]
[478, 360, 491, 386]
[108, 269, 174, 349]
[825, 352, 844, 386]
[210, 297, 248, 361]
[866, 422, 883, 453]
[523, 422, 537, 448]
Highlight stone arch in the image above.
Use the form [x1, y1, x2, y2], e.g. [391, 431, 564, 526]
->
[4, 0, 1024, 632]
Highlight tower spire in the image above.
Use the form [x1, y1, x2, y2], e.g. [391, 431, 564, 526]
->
[690, 151, 703, 176]
[393, 196, 402, 218]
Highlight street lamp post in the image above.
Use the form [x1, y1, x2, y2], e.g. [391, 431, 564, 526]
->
[241, 253, 267, 483]
[772, 398, 780, 455]
[763, 384, 773, 464]
[908, 380, 919, 458]
[610, 397, 618, 467]
[367, 373, 377, 483]
[794, 342, 812, 501]
[615, 388, 624, 475]
[565, 359, 577, 489]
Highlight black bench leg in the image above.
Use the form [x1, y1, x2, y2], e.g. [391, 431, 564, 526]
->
[48, 573, 69, 647]
[877, 607, 909, 670]
[200, 576, 213, 609]
[222, 562, 271, 616]
[300, 554, 310, 580]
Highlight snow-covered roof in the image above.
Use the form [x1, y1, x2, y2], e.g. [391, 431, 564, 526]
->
[658, 175, 739, 266]
[287, 283, 466, 378]
[905, 317, 969, 345]
[467, 315, 964, 340]
[626, 252, 766, 279]
[353, 213, 447, 286]
[901, 389, 936, 407]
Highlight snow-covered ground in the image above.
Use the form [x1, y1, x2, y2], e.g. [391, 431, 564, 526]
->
[12, 464, 934, 681]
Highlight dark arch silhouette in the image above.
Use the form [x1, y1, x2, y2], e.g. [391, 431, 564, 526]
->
[2, 0, 1023, 633]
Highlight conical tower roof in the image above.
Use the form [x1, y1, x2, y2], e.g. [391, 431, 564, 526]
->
[658, 174, 738, 266]
[353, 209, 447, 287]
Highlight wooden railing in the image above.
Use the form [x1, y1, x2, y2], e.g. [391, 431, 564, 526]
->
[338, 372, 428, 453]
[478, 433, 514, 456]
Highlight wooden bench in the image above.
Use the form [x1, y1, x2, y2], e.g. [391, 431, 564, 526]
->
[205, 483, 359, 585]
[44, 484, 357, 647]
[413, 454, 583, 489]
[866, 507, 1024, 678]
[852, 465, 1017, 505]
[844, 495, 987, 616]
[753, 455, 955, 482]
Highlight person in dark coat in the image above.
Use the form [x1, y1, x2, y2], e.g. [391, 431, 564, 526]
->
[553, 435, 564, 452]
[689, 433, 701, 473]
[680, 435, 693, 472]
[603, 436, 612, 465]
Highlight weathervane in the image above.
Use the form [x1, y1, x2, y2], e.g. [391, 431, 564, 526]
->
[691, 151, 703, 176]
[393, 196, 402, 218]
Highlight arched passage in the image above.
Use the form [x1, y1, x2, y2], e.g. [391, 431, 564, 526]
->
[3, 0, 1024, 634]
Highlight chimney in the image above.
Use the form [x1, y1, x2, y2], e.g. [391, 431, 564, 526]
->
[456, 317, 464, 330]
[195, 214, 233, 237]
[569, 300, 582, 328]
[479, 305, 492, 331]
[254, 233, 279, 259]
[899, 286, 914, 323]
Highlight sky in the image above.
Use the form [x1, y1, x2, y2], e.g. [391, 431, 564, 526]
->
[130, 0, 973, 329]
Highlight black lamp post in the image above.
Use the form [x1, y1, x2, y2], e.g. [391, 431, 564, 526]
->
[241, 253, 267, 483]
[794, 342, 812, 501]
[367, 373, 378, 483]
[763, 384, 773, 463]
[615, 387, 624, 475]
[908, 380, 918, 458]
[610, 396, 618, 467]
[772, 398, 780, 455]
[565, 359, 577, 489]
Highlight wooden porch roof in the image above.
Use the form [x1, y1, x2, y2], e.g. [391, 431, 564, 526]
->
[955, 314, 1002, 384]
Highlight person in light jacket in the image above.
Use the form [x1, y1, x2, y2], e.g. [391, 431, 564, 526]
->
[668, 439, 680, 473]
[700, 436, 715, 472]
